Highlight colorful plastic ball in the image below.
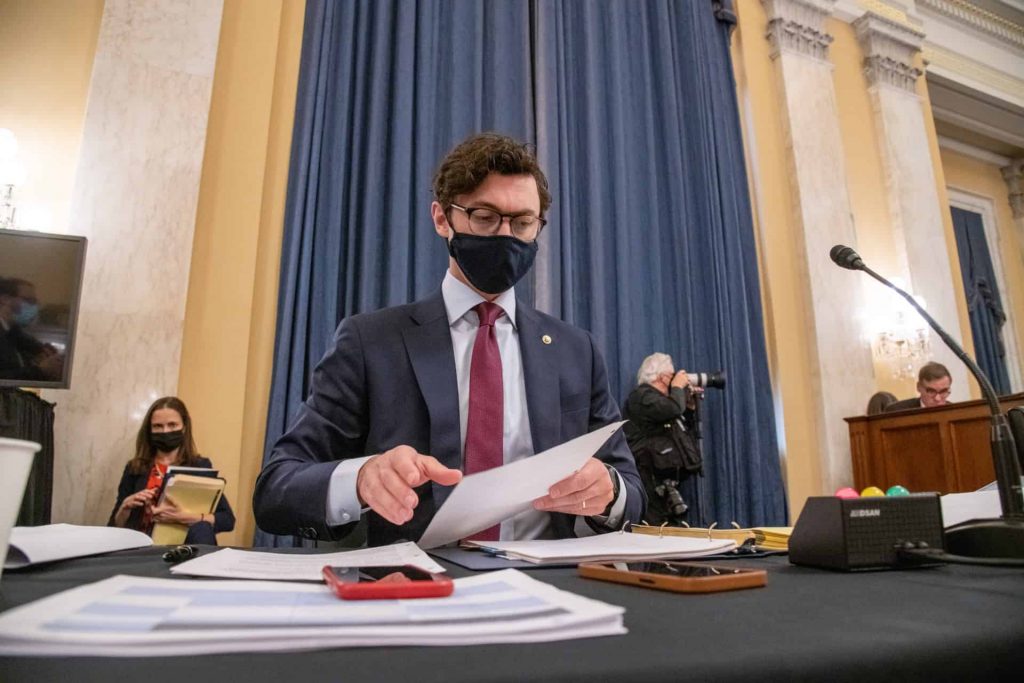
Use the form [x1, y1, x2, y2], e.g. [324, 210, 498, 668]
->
[861, 486, 886, 497]
[835, 487, 859, 498]
[886, 485, 910, 496]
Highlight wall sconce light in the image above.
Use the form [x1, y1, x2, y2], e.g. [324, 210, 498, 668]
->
[867, 283, 931, 379]
[0, 128, 26, 230]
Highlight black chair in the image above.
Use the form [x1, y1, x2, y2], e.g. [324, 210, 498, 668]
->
[866, 391, 897, 416]
[1007, 406, 1024, 472]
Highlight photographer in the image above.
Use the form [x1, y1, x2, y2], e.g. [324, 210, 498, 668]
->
[623, 353, 702, 525]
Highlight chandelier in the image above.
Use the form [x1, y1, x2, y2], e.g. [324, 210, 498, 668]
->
[873, 311, 930, 380]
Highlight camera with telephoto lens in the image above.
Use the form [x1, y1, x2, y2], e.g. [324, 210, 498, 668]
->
[654, 479, 688, 518]
[688, 370, 726, 390]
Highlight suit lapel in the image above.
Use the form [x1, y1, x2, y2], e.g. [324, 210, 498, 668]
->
[402, 291, 461, 507]
[517, 302, 561, 454]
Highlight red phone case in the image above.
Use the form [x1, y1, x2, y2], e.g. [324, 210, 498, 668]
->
[321, 566, 454, 600]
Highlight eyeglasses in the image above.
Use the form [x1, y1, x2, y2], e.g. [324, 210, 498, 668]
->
[921, 386, 951, 397]
[448, 203, 546, 242]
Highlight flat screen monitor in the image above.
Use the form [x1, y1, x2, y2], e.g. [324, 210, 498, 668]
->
[0, 229, 87, 389]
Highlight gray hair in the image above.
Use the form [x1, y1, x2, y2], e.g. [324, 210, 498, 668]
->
[636, 352, 674, 386]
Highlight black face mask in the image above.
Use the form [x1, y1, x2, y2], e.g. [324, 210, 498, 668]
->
[447, 231, 539, 295]
[150, 430, 185, 453]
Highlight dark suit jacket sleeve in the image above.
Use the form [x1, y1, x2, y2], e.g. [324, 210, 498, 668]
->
[884, 397, 922, 413]
[253, 317, 369, 540]
[585, 333, 647, 528]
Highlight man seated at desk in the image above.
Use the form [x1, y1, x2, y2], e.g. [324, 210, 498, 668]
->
[884, 362, 952, 412]
[254, 132, 645, 546]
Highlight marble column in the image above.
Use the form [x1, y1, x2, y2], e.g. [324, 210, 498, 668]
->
[43, 0, 224, 525]
[761, 0, 877, 493]
[854, 11, 970, 399]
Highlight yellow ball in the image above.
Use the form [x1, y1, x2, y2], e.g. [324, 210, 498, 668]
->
[861, 486, 885, 497]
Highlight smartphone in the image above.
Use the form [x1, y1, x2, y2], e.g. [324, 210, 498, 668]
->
[321, 565, 454, 600]
[578, 561, 766, 593]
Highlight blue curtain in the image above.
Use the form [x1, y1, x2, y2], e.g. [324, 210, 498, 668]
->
[256, 0, 785, 545]
[951, 207, 1012, 395]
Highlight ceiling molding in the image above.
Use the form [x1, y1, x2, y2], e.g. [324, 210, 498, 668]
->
[919, 0, 1024, 51]
[937, 135, 1014, 165]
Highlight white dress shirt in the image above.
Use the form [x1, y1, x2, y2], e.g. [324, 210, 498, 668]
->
[325, 270, 625, 538]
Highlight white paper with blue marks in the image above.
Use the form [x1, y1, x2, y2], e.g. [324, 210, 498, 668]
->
[0, 569, 624, 656]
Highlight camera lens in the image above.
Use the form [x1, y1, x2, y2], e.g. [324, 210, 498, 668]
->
[689, 370, 725, 390]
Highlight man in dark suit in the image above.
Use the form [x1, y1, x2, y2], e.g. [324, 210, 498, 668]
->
[884, 362, 953, 412]
[254, 133, 645, 546]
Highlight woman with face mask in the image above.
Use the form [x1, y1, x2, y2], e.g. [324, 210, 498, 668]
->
[108, 396, 235, 544]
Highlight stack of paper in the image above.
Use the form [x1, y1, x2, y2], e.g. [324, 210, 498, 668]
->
[0, 570, 625, 656]
[169, 542, 445, 580]
[752, 527, 792, 550]
[463, 532, 735, 564]
[4, 525, 152, 569]
[152, 474, 225, 545]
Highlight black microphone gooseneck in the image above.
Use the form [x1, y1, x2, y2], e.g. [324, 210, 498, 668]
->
[830, 245, 1024, 559]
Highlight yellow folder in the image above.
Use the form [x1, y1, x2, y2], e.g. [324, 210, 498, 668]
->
[150, 474, 225, 545]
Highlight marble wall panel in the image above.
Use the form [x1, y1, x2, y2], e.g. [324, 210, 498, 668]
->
[870, 84, 970, 398]
[773, 52, 878, 493]
[43, 0, 224, 525]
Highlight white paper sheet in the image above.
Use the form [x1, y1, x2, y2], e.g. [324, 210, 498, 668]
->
[418, 421, 626, 549]
[464, 532, 736, 564]
[0, 569, 625, 656]
[940, 489, 1002, 528]
[169, 542, 444, 580]
[5, 524, 152, 568]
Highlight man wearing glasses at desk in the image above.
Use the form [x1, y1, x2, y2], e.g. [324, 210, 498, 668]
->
[255, 133, 645, 546]
[884, 362, 953, 412]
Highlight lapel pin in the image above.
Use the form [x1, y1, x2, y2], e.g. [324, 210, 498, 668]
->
[541, 334, 552, 345]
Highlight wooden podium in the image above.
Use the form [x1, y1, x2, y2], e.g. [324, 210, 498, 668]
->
[845, 393, 1024, 494]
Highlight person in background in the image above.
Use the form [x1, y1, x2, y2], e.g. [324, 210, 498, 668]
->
[0, 276, 62, 382]
[108, 396, 234, 544]
[622, 352, 702, 525]
[884, 362, 952, 412]
[254, 132, 644, 545]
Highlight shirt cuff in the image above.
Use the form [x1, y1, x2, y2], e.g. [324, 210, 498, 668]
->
[325, 455, 374, 527]
[573, 467, 628, 537]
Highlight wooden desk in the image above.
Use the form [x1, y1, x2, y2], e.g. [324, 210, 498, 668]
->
[845, 393, 1024, 493]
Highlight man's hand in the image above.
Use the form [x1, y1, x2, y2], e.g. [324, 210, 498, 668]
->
[356, 446, 463, 526]
[532, 457, 614, 516]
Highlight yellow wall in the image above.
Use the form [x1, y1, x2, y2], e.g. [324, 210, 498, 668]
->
[940, 148, 1024, 365]
[177, 0, 305, 547]
[0, 0, 103, 233]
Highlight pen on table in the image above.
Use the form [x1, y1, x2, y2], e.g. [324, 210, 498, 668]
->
[472, 545, 511, 559]
[163, 545, 199, 563]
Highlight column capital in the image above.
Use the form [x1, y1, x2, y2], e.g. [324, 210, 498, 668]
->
[853, 12, 925, 91]
[762, 0, 837, 61]
[1002, 159, 1024, 219]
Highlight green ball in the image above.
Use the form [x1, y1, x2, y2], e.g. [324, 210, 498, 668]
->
[886, 485, 910, 496]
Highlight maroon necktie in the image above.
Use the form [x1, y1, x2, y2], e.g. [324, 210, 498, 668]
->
[464, 302, 504, 541]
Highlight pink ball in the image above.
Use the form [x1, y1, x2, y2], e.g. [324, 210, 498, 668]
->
[835, 487, 859, 499]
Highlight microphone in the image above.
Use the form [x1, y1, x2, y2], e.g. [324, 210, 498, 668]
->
[830, 244, 1024, 559]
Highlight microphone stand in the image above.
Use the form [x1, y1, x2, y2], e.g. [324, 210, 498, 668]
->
[855, 261, 1024, 558]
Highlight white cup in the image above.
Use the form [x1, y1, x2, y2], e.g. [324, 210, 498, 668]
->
[0, 437, 40, 584]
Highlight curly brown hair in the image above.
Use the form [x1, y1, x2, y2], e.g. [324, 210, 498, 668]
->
[432, 132, 551, 214]
[128, 396, 202, 475]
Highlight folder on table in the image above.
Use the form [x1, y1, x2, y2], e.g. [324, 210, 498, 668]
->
[630, 523, 792, 551]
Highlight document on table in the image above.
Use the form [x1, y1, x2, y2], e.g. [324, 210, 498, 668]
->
[169, 542, 444, 580]
[463, 532, 736, 564]
[0, 569, 626, 656]
[4, 524, 152, 569]
[940, 489, 1002, 528]
[418, 421, 626, 549]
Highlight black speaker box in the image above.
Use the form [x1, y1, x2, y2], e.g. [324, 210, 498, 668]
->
[789, 494, 944, 571]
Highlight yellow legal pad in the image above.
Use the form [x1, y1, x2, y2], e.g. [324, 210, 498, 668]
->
[150, 474, 225, 545]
